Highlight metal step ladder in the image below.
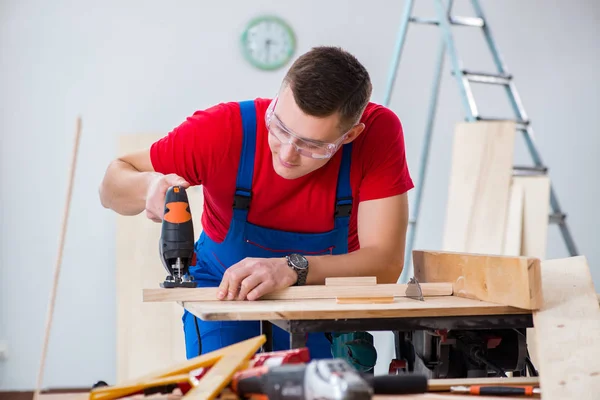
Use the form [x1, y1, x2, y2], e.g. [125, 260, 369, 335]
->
[383, 0, 579, 275]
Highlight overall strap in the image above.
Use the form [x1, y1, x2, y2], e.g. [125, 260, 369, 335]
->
[233, 100, 257, 212]
[334, 143, 353, 220]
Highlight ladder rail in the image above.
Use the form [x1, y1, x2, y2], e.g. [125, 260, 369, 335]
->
[434, 0, 479, 120]
[402, 39, 447, 282]
[383, 0, 416, 107]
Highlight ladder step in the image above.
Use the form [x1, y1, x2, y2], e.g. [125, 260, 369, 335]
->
[409, 17, 440, 25]
[450, 16, 485, 27]
[475, 116, 530, 131]
[409, 16, 484, 27]
[549, 213, 567, 225]
[513, 165, 548, 175]
[462, 70, 512, 85]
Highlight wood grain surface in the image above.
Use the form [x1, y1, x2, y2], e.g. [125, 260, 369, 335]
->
[532, 256, 600, 399]
[143, 283, 453, 302]
[413, 250, 542, 310]
[182, 294, 530, 321]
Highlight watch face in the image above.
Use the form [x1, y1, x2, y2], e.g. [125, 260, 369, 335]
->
[289, 253, 308, 269]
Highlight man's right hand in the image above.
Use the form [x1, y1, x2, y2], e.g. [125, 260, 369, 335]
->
[99, 147, 193, 218]
[145, 173, 190, 222]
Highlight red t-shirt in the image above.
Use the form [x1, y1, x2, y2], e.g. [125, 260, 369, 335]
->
[150, 98, 413, 252]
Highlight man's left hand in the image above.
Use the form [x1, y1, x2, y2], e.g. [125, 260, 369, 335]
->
[217, 257, 298, 301]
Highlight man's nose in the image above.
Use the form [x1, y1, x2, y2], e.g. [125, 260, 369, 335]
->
[279, 141, 299, 160]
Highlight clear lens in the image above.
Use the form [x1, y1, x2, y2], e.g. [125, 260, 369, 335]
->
[265, 98, 339, 159]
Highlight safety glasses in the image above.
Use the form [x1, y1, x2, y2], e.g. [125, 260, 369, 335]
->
[265, 97, 351, 159]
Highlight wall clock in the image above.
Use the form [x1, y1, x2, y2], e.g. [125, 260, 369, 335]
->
[241, 15, 296, 71]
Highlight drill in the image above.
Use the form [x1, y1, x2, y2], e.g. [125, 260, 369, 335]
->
[159, 185, 197, 288]
[232, 358, 428, 400]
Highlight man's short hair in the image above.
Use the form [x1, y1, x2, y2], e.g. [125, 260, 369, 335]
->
[283, 46, 373, 132]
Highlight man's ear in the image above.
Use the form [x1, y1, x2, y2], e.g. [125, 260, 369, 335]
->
[343, 123, 366, 144]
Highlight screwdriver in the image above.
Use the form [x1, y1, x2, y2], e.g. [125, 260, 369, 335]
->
[450, 385, 541, 396]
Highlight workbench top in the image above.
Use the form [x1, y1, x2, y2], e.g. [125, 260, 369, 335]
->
[183, 294, 530, 321]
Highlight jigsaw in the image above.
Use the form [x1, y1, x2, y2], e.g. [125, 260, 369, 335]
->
[159, 185, 197, 288]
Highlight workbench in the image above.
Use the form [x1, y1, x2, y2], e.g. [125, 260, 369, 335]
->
[131, 251, 600, 400]
[182, 295, 533, 351]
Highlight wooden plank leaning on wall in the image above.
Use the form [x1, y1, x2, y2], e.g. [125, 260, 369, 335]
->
[116, 134, 205, 382]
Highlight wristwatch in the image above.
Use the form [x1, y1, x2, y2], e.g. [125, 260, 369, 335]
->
[286, 253, 309, 286]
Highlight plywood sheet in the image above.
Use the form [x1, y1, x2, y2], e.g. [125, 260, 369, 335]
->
[442, 121, 516, 255]
[116, 134, 205, 382]
[532, 256, 600, 399]
[183, 295, 530, 322]
[412, 250, 542, 310]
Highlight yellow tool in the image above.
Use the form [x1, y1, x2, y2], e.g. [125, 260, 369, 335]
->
[89, 335, 266, 400]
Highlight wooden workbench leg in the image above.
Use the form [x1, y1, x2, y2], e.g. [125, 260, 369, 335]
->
[260, 321, 273, 352]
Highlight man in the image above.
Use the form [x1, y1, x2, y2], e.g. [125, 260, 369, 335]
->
[99, 46, 413, 365]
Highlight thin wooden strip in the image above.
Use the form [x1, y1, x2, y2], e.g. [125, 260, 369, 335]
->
[532, 256, 600, 399]
[428, 376, 539, 392]
[184, 295, 530, 322]
[326, 276, 377, 286]
[501, 179, 524, 256]
[143, 282, 453, 302]
[336, 296, 394, 304]
[413, 250, 542, 310]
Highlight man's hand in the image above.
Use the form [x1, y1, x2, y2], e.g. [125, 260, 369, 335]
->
[145, 173, 190, 222]
[217, 257, 298, 301]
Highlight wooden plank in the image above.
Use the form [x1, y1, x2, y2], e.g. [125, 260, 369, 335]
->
[428, 376, 539, 392]
[326, 276, 377, 286]
[183, 295, 530, 322]
[116, 134, 205, 383]
[532, 256, 600, 399]
[412, 250, 543, 310]
[181, 345, 260, 400]
[90, 336, 265, 400]
[442, 121, 516, 255]
[143, 282, 453, 302]
[501, 180, 524, 256]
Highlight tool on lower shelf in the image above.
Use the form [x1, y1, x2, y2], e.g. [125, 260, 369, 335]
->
[233, 358, 429, 400]
[450, 385, 541, 396]
[159, 185, 197, 288]
[405, 277, 424, 301]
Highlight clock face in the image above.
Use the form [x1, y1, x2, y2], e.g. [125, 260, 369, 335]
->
[241, 16, 296, 71]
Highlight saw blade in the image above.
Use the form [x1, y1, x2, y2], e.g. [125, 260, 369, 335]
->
[406, 277, 424, 301]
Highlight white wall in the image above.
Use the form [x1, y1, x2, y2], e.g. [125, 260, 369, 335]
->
[1, 0, 598, 390]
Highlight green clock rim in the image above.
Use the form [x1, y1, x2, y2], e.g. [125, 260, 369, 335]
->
[240, 15, 297, 71]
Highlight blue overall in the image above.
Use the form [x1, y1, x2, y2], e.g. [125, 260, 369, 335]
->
[181, 100, 354, 360]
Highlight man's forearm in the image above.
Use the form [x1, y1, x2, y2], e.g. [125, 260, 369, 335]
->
[99, 160, 159, 215]
[305, 246, 404, 285]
